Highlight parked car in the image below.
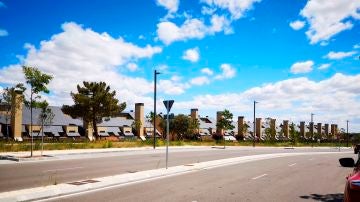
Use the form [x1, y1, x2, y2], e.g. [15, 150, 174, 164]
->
[339, 156, 360, 202]
[354, 144, 360, 154]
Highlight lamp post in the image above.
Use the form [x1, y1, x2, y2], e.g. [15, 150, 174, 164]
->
[253, 101, 258, 147]
[153, 70, 160, 149]
[311, 113, 314, 147]
[347, 120, 349, 147]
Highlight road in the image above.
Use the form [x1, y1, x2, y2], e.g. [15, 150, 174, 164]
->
[47, 152, 354, 202]
[0, 147, 351, 193]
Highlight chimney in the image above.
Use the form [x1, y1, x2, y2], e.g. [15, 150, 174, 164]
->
[238, 116, 244, 137]
[283, 120, 289, 138]
[135, 103, 144, 138]
[300, 121, 305, 138]
[191, 108, 198, 120]
[324, 123, 329, 138]
[309, 122, 314, 139]
[317, 123, 322, 139]
[84, 121, 95, 141]
[270, 119, 276, 133]
[216, 111, 224, 135]
[10, 91, 23, 141]
[256, 118, 262, 139]
[331, 124, 336, 139]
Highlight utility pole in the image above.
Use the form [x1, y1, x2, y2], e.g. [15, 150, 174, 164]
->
[253, 101, 258, 147]
[153, 70, 160, 149]
[311, 113, 314, 147]
[347, 120, 349, 147]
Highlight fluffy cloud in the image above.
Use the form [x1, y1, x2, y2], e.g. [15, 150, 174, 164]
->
[126, 63, 138, 72]
[0, 22, 162, 107]
[0, 29, 8, 37]
[318, 63, 331, 70]
[201, 0, 261, 20]
[201, 67, 214, 75]
[325, 51, 357, 60]
[290, 60, 314, 74]
[156, 0, 179, 13]
[215, 63, 236, 80]
[175, 73, 360, 131]
[182, 47, 200, 62]
[298, 0, 360, 44]
[190, 76, 210, 86]
[289, 20, 305, 30]
[354, 44, 360, 49]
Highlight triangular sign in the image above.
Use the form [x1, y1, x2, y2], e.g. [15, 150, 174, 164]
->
[163, 100, 174, 112]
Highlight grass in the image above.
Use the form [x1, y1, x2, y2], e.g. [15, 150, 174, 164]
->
[0, 139, 351, 153]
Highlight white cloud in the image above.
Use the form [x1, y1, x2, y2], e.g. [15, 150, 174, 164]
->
[215, 63, 236, 80]
[289, 20, 305, 30]
[325, 51, 357, 60]
[201, 67, 214, 75]
[126, 63, 138, 71]
[298, 0, 360, 44]
[182, 47, 200, 62]
[354, 44, 360, 49]
[190, 76, 210, 86]
[201, 0, 261, 20]
[175, 73, 360, 131]
[290, 60, 314, 74]
[156, 0, 179, 13]
[318, 63, 331, 70]
[209, 14, 233, 34]
[0, 22, 162, 106]
[158, 77, 190, 95]
[156, 19, 207, 45]
[0, 29, 8, 37]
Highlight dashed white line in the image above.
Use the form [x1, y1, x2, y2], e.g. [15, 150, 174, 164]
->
[43, 167, 83, 173]
[252, 174, 267, 180]
[288, 163, 297, 167]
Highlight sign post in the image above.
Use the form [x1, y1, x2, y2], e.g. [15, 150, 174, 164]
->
[163, 100, 174, 169]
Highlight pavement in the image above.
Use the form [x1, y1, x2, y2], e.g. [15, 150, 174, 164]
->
[0, 148, 352, 202]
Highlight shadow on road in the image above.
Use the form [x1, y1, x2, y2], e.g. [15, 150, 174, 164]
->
[299, 193, 343, 202]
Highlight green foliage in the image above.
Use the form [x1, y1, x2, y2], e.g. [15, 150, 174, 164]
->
[289, 122, 299, 145]
[160, 114, 200, 140]
[216, 109, 235, 133]
[62, 81, 126, 138]
[131, 119, 142, 134]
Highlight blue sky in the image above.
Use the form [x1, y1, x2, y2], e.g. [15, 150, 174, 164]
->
[0, 0, 359, 131]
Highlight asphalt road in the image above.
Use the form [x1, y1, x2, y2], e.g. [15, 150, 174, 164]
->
[49, 152, 355, 202]
[0, 147, 351, 193]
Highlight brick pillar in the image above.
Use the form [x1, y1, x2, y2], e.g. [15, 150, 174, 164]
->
[11, 92, 23, 141]
[84, 121, 95, 141]
[317, 123, 322, 139]
[324, 124, 329, 139]
[216, 111, 224, 135]
[283, 120, 289, 138]
[238, 116, 244, 137]
[256, 118, 262, 139]
[270, 119, 276, 139]
[191, 108, 198, 120]
[309, 122, 314, 139]
[331, 124, 336, 139]
[300, 121, 305, 138]
[135, 103, 144, 138]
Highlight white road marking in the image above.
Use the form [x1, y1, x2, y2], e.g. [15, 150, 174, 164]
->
[252, 174, 267, 180]
[309, 158, 314, 161]
[288, 163, 297, 167]
[43, 167, 83, 173]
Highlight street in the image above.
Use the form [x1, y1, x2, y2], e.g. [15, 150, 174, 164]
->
[47, 152, 353, 202]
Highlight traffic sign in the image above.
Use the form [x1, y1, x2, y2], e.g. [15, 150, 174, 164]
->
[163, 100, 174, 112]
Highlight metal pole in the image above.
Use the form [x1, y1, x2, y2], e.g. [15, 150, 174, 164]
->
[41, 118, 44, 156]
[253, 101, 256, 147]
[311, 113, 314, 147]
[153, 70, 157, 149]
[30, 87, 33, 157]
[166, 102, 169, 169]
[347, 120, 349, 147]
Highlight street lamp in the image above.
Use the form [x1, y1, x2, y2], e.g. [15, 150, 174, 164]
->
[253, 101, 258, 147]
[347, 120, 349, 147]
[311, 113, 314, 147]
[153, 70, 160, 149]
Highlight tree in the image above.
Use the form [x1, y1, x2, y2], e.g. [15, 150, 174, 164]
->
[216, 109, 235, 135]
[289, 122, 299, 145]
[23, 66, 53, 157]
[131, 119, 142, 135]
[1, 83, 26, 139]
[36, 100, 54, 156]
[62, 81, 126, 139]
[159, 114, 200, 140]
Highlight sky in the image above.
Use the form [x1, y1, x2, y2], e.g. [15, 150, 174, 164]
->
[0, 0, 359, 132]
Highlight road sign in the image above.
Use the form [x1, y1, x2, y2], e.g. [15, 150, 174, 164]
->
[163, 100, 174, 112]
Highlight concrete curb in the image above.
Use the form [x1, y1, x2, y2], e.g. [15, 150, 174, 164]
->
[0, 151, 351, 202]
